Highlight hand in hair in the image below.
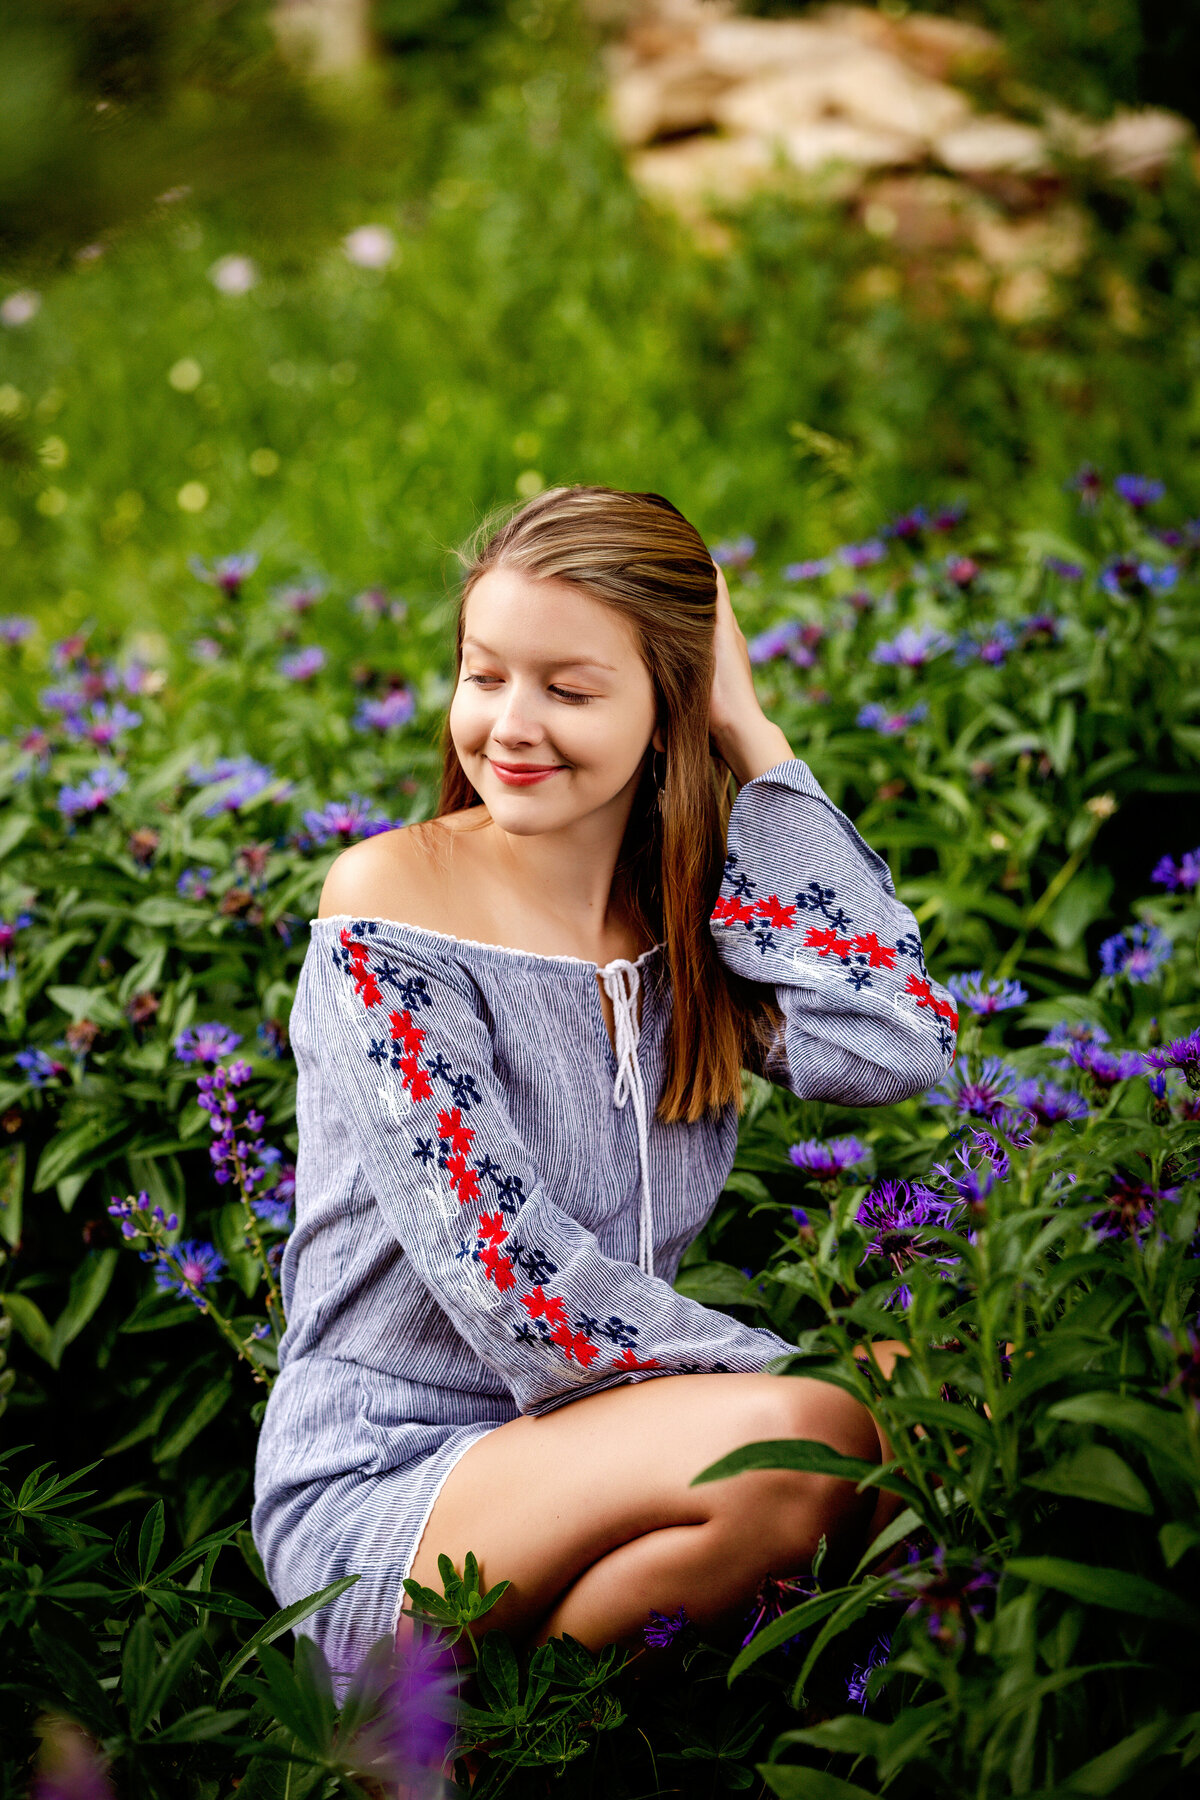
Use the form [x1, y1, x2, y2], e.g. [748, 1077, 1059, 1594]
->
[708, 563, 794, 788]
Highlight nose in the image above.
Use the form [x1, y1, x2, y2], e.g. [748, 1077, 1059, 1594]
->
[489, 679, 545, 749]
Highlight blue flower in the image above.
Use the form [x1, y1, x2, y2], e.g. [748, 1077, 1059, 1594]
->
[782, 557, 833, 581]
[176, 866, 214, 900]
[0, 615, 34, 646]
[1144, 1030, 1200, 1088]
[1012, 1079, 1088, 1127]
[189, 551, 259, 595]
[188, 755, 286, 816]
[927, 1057, 1020, 1123]
[174, 1022, 243, 1065]
[155, 1240, 225, 1305]
[856, 701, 928, 736]
[747, 621, 800, 664]
[57, 765, 128, 821]
[846, 1635, 890, 1710]
[711, 536, 755, 569]
[1069, 465, 1104, 508]
[354, 687, 416, 731]
[788, 1137, 870, 1180]
[1068, 1043, 1145, 1087]
[643, 1604, 690, 1648]
[1099, 557, 1177, 598]
[15, 1047, 66, 1088]
[1099, 923, 1172, 983]
[883, 505, 931, 540]
[1044, 557, 1083, 580]
[947, 971, 1027, 1016]
[301, 796, 396, 847]
[1113, 473, 1165, 510]
[278, 646, 326, 681]
[954, 621, 1017, 667]
[1151, 847, 1200, 892]
[871, 626, 951, 668]
[839, 539, 886, 569]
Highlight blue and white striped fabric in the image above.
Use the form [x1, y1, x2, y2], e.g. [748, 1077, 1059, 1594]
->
[251, 758, 956, 1671]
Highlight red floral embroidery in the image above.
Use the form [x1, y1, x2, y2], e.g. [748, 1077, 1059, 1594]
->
[437, 1107, 474, 1156]
[851, 932, 897, 970]
[478, 1212, 508, 1245]
[905, 973, 958, 1025]
[522, 1285, 569, 1327]
[805, 925, 853, 959]
[754, 895, 797, 929]
[341, 929, 381, 1007]
[712, 895, 756, 926]
[480, 1244, 518, 1291]
[611, 1348, 660, 1371]
[399, 1054, 432, 1103]
[549, 1320, 601, 1366]
[390, 1009, 426, 1055]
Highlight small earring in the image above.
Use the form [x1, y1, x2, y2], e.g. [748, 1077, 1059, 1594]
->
[652, 748, 666, 811]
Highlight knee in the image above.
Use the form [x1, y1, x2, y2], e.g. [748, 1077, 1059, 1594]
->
[752, 1375, 882, 1468]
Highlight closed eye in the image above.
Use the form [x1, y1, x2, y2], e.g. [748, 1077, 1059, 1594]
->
[464, 674, 593, 704]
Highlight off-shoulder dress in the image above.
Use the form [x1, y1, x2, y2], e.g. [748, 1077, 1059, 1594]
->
[251, 758, 958, 1673]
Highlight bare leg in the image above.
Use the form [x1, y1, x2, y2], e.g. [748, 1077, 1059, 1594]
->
[397, 1369, 890, 1659]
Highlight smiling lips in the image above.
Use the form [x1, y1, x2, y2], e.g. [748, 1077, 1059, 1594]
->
[487, 759, 566, 787]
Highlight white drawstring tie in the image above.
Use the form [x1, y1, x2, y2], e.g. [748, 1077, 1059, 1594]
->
[600, 959, 655, 1279]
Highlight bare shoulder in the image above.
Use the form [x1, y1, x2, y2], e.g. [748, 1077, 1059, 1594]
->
[317, 810, 483, 927]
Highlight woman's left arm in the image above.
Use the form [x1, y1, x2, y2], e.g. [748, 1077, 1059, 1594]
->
[708, 567, 957, 1106]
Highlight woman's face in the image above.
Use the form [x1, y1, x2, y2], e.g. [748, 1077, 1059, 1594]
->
[449, 565, 662, 839]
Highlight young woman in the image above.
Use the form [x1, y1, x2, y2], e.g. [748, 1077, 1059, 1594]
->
[251, 486, 957, 1678]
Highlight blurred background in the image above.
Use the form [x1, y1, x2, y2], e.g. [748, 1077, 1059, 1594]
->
[0, 0, 1198, 639]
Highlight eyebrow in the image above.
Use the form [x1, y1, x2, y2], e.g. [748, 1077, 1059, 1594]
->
[461, 637, 618, 673]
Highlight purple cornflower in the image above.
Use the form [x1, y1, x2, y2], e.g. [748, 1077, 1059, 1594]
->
[301, 795, 395, 847]
[40, 683, 87, 719]
[189, 551, 259, 596]
[856, 1180, 960, 1300]
[174, 1022, 243, 1065]
[747, 621, 800, 664]
[927, 1057, 1020, 1123]
[189, 756, 284, 816]
[154, 1239, 225, 1306]
[0, 912, 33, 983]
[954, 621, 1017, 667]
[197, 1060, 283, 1201]
[782, 557, 833, 581]
[1151, 846, 1200, 892]
[1070, 465, 1104, 509]
[930, 1144, 995, 1208]
[1099, 557, 1177, 598]
[0, 615, 33, 646]
[1044, 557, 1083, 580]
[15, 1047, 67, 1088]
[712, 536, 755, 569]
[1113, 473, 1165, 510]
[176, 866, 213, 900]
[1013, 1079, 1088, 1127]
[29, 1721, 115, 1799]
[1068, 1043, 1145, 1087]
[856, 701, 928, 735]
[354, 687, 416, 731]
[330, 1633, 460, 1785]
[840, 539, 886, 569]
[63, 701, 142, 747]
[947, 970, 1027, 1016]
[846, 1635, 890, 1710]
[884, 505, 931, 540]
[278, 646, 326, 681]
[932, 504, 967, 531]
[252, 1183, 295, 1230]
[788, 1136, 870, 1182]
[1147, 1071, 1173, 1125]
[895, 1548, 996, 1649]
[740, 1572, 816, 1653]
[1019, 612, 1064, 645]
[643, 1605, 691, 1648]
[274, 580, 325, 614]
[352, 588, 408, 622]
[57, 765, 128, 821]
[1090, 1173, 1180, 1242]
[1043, 1019, 1109, 1062]
[1099, 923, 1172, 983]
[872, 625, 951, 667]
[1145, 1029, 1200, 1090]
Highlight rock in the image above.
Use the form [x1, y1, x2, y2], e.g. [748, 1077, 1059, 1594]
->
[713, 49, 970, 143]
[1091, 108, 1192, 180]
[824, 3, 1003, 83]
[607, 53, 730, 145]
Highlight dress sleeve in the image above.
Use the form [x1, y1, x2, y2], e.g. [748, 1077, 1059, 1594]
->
[711, 758, 958, 1105]
[308, 924, 796, 1418]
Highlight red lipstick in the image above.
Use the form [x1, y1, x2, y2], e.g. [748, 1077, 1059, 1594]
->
[488, 759, 565, 787]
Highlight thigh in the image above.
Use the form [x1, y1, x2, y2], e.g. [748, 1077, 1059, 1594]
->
[405, 1370, 881, 1630]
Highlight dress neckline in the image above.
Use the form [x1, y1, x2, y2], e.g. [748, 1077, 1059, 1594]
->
[311, 913, 663, 977]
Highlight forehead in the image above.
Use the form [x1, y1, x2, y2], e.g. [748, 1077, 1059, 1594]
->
[463, 566, 642, 664]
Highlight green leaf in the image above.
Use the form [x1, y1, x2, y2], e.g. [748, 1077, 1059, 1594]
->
[1160, 1522, 1200, 1569]
[34, 1113, 125, 1192]
[45, 984, 125, 1028]
[0, 1143, 24, 1248]
[153, 1375, 232, 1462]
[691, 1438, 922, 1511]
[5, 1292, 56, 1365]
[674, 1261, 754, 1304]
[1025, 1445, 1153, 1514]
[122, 1616, 157, 1720]
[1060, 1715, 1193, 1793]
[1006, 1558, 1200, 1631]
[1047, 1394, 1197, 1482]
[134, 1626, 206, 1733]
[759, 1765, 879, 1799]
[50, 1250, 118, 1363]
[728, 1589, 848, 1679]
[138, 1500, 166, 1580]
[218, 1575, 360, 1691]
[849, 1506, 922, 1582]
[773, 1716, 889, 1759]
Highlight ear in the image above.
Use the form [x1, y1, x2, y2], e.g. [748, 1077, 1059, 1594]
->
[651, 723, 666, 754]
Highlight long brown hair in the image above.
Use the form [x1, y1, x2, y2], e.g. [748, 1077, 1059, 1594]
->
[433, 484, 776, 1124]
